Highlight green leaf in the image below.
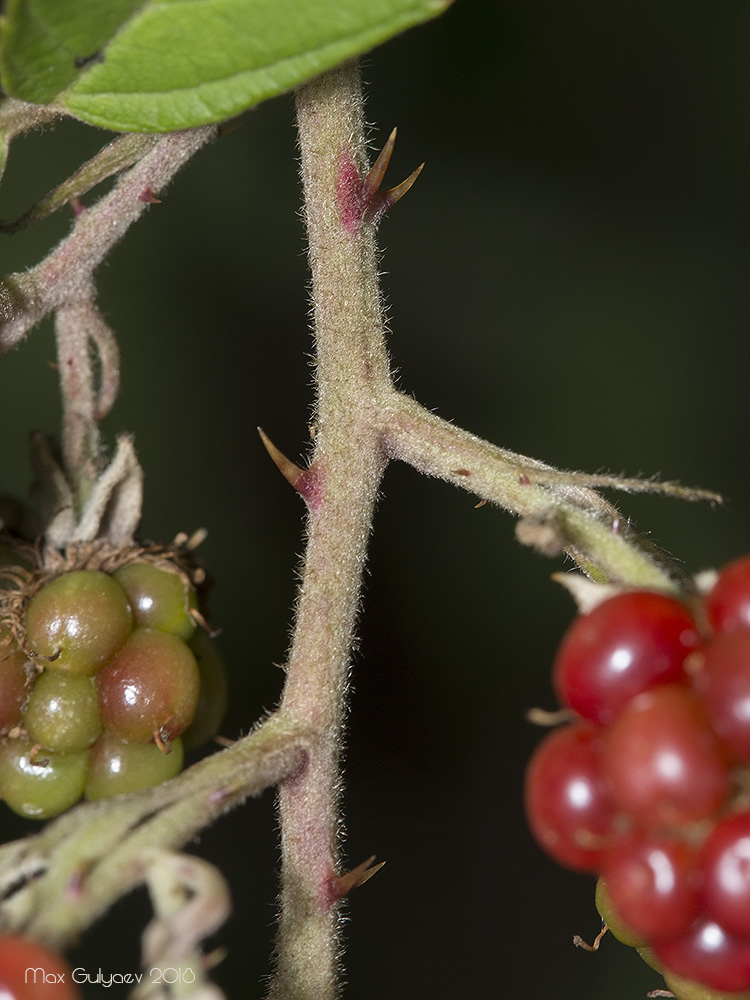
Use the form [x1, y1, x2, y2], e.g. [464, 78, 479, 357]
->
[0, 0, 451, 133]
[0, 0, 145, 105]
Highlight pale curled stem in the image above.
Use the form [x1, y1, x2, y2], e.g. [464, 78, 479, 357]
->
[54, 288, 101, 506]
[136, 850, 231, 999]
[55, 290, 121, 511]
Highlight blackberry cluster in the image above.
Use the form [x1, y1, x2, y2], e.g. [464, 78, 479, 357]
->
[0, 561, 225, 820]
[525, 556, 750, 997]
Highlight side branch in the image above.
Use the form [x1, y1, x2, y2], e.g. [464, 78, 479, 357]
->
[379, 392, 713, 589]
[0, 126, 217, 352]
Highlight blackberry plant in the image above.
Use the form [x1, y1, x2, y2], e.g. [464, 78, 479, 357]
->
[0, 3, 742, 1000]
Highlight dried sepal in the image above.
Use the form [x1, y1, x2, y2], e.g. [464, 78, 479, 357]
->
[72, 434, 143, 545]
[693, 569, 719, 597]
[552, 572, 625, 614]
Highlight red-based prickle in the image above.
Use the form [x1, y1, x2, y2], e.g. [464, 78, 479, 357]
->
[337, 128, 423, 236]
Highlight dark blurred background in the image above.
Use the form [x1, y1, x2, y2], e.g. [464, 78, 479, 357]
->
[1, 1, 749, 996]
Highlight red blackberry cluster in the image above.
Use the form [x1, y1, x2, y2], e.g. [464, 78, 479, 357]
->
[525, 556, 750, 996]
[0, 561, 226, 820]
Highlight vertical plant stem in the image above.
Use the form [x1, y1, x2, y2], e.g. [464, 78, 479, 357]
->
[270, 62, 392, 999]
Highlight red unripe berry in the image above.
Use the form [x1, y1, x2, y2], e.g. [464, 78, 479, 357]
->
[0, 934, 82, 999]
[706, 555, 750, 633]
[524, 724, 622, 872]
[0, 648, 28, 733]
[603, 685, 730, 827]
[700, 812, 750, 939]
[601, 833, 700, 942]
[553, 591, 699, 726]
[655, 919, 750, 993]
[692, 630, 750, 762]
[98, 627, 200, 743]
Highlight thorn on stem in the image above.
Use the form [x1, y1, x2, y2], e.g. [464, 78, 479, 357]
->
[338, 127, 423, 234]
[257, 427, 322, 510]
[367, 163, 424, 225]
[362, 127, 397, 201]
[330, 856, 386, 902]
[139, 186, 161, 204]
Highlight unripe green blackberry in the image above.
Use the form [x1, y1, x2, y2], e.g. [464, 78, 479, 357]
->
[25, 570, 133, 675]
[23, 670, 102, 752]
[0, 542, 220, 819]
[0, 738, 88, 819]
[113, 562, 197, 640]
[85, 733, 184, 800]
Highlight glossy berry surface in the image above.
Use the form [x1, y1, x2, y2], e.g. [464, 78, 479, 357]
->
[602, 833, 700, 941]
[0, 934, 82, 999]
[654, 920, 750, 993]
[524, 723, 621, 871]
[553, 591, 699, 727]
[594, 876, 647, 948]
[23, 671, 102, 752]
[692, 630, 750, 762]
[526, 563, 750, 996]
[25, 570, 133, 675]
[0, 648, 28, 733]
[0, 558, 217, 820]
[97, 627, 200, 742]
[182, 629, 227, 750]
[706, 556, 750, 634]
[0, 738, 88, 819]
[113, 562, 197, 640]
[85, 733, 184, 799]
[700, 813, 750, 939]
[602, 685, 730, 827]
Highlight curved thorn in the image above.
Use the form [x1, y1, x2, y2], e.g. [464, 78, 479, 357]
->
[368, 162, 424, 223]
[258, 428, 305, 490]
[362, 127, 397, 201]
[331, 856, 385, 900]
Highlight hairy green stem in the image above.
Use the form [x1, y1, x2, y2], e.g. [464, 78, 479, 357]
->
[270, 62, 390, 999]
[0, 713, 311, 947]
[0, 126, 217, 354]
[378, 392, 689, 589]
